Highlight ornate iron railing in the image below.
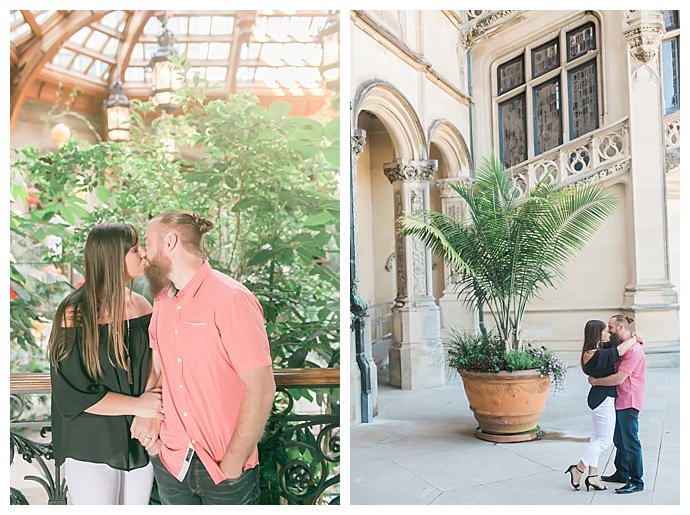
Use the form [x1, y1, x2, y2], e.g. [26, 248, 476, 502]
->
[10, 368, 340, 505]
[508, 118, 631, 197]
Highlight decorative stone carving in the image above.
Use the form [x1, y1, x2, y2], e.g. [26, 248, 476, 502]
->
[351, 130, 366, 159]
[666, 148, 680, 171]
[623, 10, 665, 64]
[394, 190, 406, 301]
[410, 189, 427, 297]
[460, 10, 519, 49]
[436, 177, 472, 198]
[445, 202, 463, 221]
[624, 25, 664, 64]
[665, 116, 680, 148]
[384, 158, 438, 184]
[571, 159, 631, 186]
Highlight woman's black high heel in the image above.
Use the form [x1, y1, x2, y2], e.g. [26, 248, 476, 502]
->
[565, 464, 584, 490]
[585, 475, 607, 491]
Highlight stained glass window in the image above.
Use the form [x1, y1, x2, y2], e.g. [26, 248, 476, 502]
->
[567, 23, 596, 61]
[497, 22, 599, 165]
[497, 56, 524, 95]
[662, 11, 680, 114]
[534, 79, 562, 154]
[664, 10, 679, 31]
[499, 94, 527, 167]
[568, 61, 599, 139]
[532, 39, 559, 78]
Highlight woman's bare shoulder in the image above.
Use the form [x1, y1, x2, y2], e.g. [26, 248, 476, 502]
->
[126, 289, 153, 317]
[582, 349, 597, 364]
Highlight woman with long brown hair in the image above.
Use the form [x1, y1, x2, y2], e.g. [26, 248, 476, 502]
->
[564, 318, 638, 492]
[49, 223, 163, 504]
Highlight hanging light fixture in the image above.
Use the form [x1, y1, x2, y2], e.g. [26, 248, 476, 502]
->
[150, 19, 180, 113]
[318, 12, 339, 93]
[104, 78, 131, 141]
[50, 123, 71, 147]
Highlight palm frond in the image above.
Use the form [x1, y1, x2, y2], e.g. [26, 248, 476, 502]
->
[400, 154, 618, 350]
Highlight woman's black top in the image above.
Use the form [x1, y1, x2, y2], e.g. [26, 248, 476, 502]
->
[582, 341, 619, 410]
[50, 313, 152, 470]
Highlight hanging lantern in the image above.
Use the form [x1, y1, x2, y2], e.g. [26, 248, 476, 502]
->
[150, 22, 180, 113]
[51, 123, 71, 146]
[318, 13, 339, 93]
[105, 78, 131, 141]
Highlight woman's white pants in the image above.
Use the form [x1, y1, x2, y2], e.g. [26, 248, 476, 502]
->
[64, 458, 154, 505]
[580, 396, 616, 469]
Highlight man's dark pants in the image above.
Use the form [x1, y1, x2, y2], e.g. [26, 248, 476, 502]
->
[151, 454, 260, 505]
[612, 408, 644, 487]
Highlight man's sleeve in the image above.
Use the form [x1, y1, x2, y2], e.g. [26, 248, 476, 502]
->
[618, 346, 643, 375]
[149, 307, 158, 351]
[217, 290, 272, 372]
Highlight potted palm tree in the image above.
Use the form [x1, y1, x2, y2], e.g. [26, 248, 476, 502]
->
[400, 154, 619, 442]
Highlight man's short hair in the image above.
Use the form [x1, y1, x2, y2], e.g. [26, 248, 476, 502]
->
[153, 211, 214, 255]
[610, 314, 634, 326]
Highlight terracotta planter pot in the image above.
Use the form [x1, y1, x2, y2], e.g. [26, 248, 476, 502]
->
[459, 369, 550, 442]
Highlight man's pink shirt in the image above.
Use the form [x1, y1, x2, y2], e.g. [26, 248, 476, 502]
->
[149, 262, 272, 485]
[615, 341, 645, 411]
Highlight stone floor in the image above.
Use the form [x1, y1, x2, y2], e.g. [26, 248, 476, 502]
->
[351, 366, 680, 505]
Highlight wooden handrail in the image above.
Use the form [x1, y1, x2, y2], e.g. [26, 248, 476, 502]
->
[10, 368, 340, 394]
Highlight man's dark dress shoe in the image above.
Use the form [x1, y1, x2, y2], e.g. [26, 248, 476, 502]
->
[601, 473, 629, 483]
[615, 482, 644, 494]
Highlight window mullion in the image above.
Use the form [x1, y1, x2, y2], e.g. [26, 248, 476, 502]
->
[525, 48, 535, 160]
[560, 29, 571, 146]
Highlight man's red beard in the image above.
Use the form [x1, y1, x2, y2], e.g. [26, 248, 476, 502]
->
[144, 254, 174, 298]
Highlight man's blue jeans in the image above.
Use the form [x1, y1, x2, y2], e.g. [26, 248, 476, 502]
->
[151, 454, 260, 505]
[613, 408, 644, 487]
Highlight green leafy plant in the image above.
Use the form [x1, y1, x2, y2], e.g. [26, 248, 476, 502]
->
[10, 75, 340, 373]
[445, 331, 568, 392]
[401, 153, 619, 353]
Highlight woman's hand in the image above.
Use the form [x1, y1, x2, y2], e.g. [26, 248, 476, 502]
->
[134, 388, 164, 419]
[633, 332, 645, 345]
[147, 438, 162, 456]
[130, 416, 161, 449]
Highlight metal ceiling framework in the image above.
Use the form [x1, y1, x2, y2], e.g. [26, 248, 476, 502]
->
[10, 10, 335, 130]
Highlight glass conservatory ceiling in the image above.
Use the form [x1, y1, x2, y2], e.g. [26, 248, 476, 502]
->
[10, 10, 335, 99]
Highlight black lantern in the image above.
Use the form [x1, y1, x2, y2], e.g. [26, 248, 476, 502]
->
[318, 13, 339, 93]
[150, 21, 180, 113]
[104, 78, 131, 141]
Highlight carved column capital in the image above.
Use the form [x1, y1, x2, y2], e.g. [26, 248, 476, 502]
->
[351, 129, 367, 159]
[623, 11, 665, 64]
[436, 177, 472, 198]
[383, 158, 438, 184]
[459, 10, 519, 49]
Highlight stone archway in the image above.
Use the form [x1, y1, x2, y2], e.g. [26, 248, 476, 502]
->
[351, 81, 445, 392]
[427, 120, 477, 334]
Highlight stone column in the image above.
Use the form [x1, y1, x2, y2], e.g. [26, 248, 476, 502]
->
[384, 158, 446, 389]
[621, 11, 679, 344]
[350, 130, 376, 423]
[436, 178, 478, 334]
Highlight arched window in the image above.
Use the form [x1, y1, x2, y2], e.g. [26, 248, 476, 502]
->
[495, 20, 600, 168]
[662, 10, 680, 115]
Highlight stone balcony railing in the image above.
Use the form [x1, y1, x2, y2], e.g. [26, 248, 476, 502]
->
[664, 110, 680, 170]
[10, 368, 340, 506]
[508, 118, 631, 197]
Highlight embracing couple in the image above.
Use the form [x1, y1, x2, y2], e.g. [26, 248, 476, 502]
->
[565, 315, 646, 494]
[49, 211, 276, 504]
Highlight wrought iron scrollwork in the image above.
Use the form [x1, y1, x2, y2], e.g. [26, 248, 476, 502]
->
[10, 370, 339, 505]
[259, 387, 340, 505]
[10, 428, 67, 505]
